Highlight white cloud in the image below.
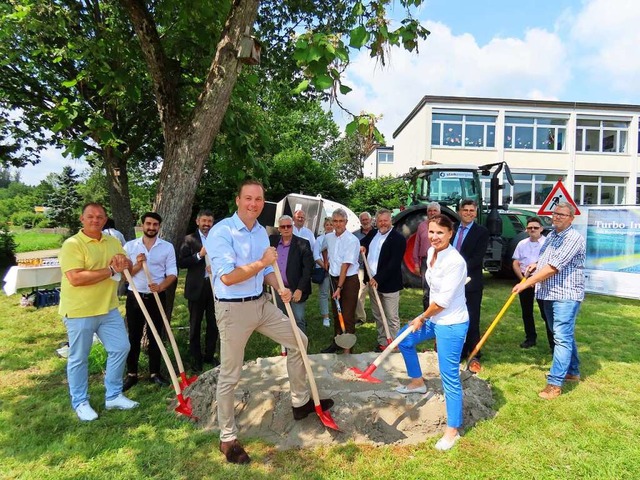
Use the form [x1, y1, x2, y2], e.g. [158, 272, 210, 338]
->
[339, 21, 569, 143]
[570, 0, 640, 94]
[19, 147, 88, 186]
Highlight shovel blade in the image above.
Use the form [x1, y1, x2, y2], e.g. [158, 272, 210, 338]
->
[335, 333, 357, 349]
[354, 363, 382, 383]
[175, 394, 196, 418]
[315, 405, 340, 431]
[179, 372, 198, 390]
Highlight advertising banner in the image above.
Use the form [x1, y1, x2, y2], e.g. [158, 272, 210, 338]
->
[573, 206, 640, 300]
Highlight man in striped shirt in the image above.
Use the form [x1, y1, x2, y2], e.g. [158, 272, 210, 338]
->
[513, 202, 585, 400]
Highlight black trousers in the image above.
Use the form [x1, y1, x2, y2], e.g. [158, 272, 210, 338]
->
[462, 288, 483, 360]
[420, 257, 431, 311]
[125, 291, 165, 375]
[188, 283, 217, 363]
[518, 287, 554, 349]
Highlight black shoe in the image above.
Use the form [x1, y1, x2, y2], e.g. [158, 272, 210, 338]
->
[520, 339, 536, 349]
[149, 374, 168, 387]
[321, 343, 339, 354]
[123, 375, 138, 392]
[292, 398, 335, 420]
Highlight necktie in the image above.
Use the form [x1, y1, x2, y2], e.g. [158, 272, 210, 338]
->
[455, 226, 466, 251]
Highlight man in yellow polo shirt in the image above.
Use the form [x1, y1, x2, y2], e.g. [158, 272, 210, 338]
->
[59, 202, 139, 421]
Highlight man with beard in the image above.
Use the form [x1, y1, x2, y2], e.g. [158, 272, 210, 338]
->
[122, 212, 177, 390]
[178, 209, 219, 372]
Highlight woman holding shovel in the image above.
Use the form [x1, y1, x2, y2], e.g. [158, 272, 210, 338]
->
[395, 214, 469, 451]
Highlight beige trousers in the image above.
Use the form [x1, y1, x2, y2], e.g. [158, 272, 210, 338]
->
[215, 295, 309, 442]
[356, 269, 367, 322]
[369, 289, 401, 346]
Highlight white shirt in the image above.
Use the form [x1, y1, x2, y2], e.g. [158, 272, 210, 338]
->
[313, 233, 328, 262]
[103, 228, 126, 246]
[124, 237, 177, 293]
[425, 245, 468, 325]
[293, 225, 315, 251]
[367, 229, 390, 277]
[325, 230, 360, 277]
[512, 236, 546, 274]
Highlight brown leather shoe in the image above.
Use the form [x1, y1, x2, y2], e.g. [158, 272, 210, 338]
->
[565, 374, 580, 382]
[538, 384, 562, 400]
[219, 439, 250, 464]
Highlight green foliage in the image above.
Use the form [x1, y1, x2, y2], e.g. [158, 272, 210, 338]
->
[46, 166, 81, 232]
[0, 222, 16, 275]
[265, 149, 349, 203]
[347, 176, 408, 213]
[9, 211, 48, 229]
[13, 229, 64, 253]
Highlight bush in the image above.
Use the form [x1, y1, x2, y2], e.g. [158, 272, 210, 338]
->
[9, 211, 46, 229]
[0, 223, 17, 277]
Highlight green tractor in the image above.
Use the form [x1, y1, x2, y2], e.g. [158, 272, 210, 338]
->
[392, 162, 551, 287]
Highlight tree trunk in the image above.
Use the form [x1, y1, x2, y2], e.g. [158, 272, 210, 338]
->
[103, 147, 136, 240]
[154, 0, 261, 248]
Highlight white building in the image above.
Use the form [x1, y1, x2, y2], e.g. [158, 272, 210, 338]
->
[364, 96, 640, 208]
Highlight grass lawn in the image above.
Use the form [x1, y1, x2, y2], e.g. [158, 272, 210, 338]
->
[1, 275, 639, 479]
[12, 229, 65, 253]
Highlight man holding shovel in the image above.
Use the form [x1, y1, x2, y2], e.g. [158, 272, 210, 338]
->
[321, 208, 361, 354]
[360, 209, 406, 351]
[122, 212, 177, 391]
[59, 202, 138, 421]
[207, 179, 334, 465]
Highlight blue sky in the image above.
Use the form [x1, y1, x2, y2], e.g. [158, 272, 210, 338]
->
[19, 0, 640, 184]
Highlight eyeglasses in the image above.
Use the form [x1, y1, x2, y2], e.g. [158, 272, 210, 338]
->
[526, 226, 540, 231]
[279, 225, 293, 229]
[552, 212, 571, 218]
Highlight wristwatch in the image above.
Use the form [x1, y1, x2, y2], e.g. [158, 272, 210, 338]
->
[109, 266, 116, 276]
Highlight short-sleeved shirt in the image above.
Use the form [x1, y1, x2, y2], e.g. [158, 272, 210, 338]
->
[412, 220, 431, 264]
[124, 237, 177, 294]
[59, 230, 124, 318]
[512, 236, 546, 274]
[425, 245, 469, 325]
[535, 226, 586, 302]
[206, 213, 272, 299]
[325, 230, 360, 277]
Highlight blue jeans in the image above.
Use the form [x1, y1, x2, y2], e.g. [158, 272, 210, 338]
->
[398, 320, 469, 428]
[542, 300, 581, 386]
[275, 295, 307, 333]
[64, 308, 130, 409]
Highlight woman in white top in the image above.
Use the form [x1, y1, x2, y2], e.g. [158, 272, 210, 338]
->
[396, 214, 469, 451]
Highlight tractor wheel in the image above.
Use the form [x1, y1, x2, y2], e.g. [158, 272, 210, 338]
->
[394, 211, 427, 289]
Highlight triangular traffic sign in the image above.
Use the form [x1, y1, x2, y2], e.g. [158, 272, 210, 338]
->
[538, 180, 581, 215]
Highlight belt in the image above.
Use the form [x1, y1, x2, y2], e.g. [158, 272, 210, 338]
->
[128, 291, 155, 300]
[216, 292, 263, 303]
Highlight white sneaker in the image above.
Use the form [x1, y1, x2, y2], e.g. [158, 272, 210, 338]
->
[105, 394, 139, 410]
[76, 402, 98, 421]
[435, 434, 460, 451]
[323, 318, 330, 327]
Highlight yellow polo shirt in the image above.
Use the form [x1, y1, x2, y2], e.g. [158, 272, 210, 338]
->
[59, 230, 124, 318]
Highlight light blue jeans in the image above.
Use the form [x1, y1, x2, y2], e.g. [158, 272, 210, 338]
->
[398, 320, 469, 428]
[542, 300, 581, 386]
[63, 308, 130, 409]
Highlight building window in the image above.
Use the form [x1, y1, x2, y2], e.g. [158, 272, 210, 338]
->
[574, 175, 626, 205]
[576, 119, 628, 153]
[431, 113, 496, 148]
[504, 117, 566, 151]
[377, 151, 393, 164]
[506, 173, 557, 206]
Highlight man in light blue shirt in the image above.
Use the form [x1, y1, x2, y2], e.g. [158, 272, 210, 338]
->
[206, 179, 333, 465]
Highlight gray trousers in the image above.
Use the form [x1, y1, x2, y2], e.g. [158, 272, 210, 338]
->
[215, 295, 310, 442]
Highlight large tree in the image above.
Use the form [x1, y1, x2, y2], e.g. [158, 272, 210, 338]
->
[2, 0, 429, 246]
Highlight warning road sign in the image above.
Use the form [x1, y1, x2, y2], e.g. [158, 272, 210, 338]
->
[538, 180, 581, 215]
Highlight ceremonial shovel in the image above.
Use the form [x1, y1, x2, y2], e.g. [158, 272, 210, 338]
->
[361, 251, 393, 345]
[329, 280, 357, 350]
[123, 269, 195, 418]
[272, 262, 340, 431]
[141, 261, 197, 389]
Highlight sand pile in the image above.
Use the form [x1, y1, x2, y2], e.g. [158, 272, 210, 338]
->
[184, 351, 495, 450]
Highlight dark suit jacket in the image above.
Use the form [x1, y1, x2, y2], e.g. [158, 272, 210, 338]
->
[360, 228, 406, 294]
[452, 222, 489, 292]
[269, 234, 314, 302]
[178, 231, 208, 301]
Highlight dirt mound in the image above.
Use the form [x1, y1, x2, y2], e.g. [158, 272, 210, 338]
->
[185, 351, 495, 450]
